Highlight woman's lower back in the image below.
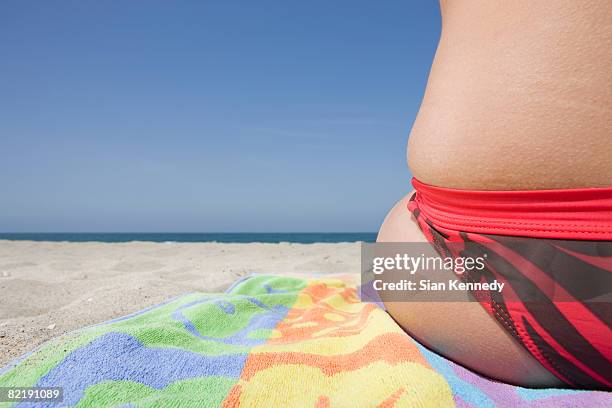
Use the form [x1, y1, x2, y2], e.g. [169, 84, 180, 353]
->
[379, 0, 612, 388]
[408, 0, 612, 190]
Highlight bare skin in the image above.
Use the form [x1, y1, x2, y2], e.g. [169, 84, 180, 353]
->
[380, 0, 612, 387]
[378, 194, 561, 387]
[409, 0, 612, 190]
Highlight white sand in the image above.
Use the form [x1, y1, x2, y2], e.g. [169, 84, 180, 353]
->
[0, 240, 361, 366]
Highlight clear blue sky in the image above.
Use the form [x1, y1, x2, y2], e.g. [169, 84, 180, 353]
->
[1, 1, 441, 232]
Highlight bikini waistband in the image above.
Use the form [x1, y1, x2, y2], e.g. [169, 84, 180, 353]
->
[411, 178, 612, 240]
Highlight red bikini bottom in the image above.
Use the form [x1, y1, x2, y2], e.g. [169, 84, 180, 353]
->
[408, 178, 612, 389]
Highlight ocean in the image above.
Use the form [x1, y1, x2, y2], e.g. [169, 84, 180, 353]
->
[0, 233, 377, 244]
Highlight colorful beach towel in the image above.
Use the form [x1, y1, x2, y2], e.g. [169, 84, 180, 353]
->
[0, 274, 609, 407]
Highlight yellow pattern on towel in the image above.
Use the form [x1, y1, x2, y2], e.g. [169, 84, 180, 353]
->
[222, 275, 454, 407]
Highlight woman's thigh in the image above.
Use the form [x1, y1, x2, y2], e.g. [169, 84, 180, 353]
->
[377, 193, 562, 387]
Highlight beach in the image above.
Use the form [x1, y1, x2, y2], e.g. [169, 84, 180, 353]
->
[0, 240, 360, 366]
